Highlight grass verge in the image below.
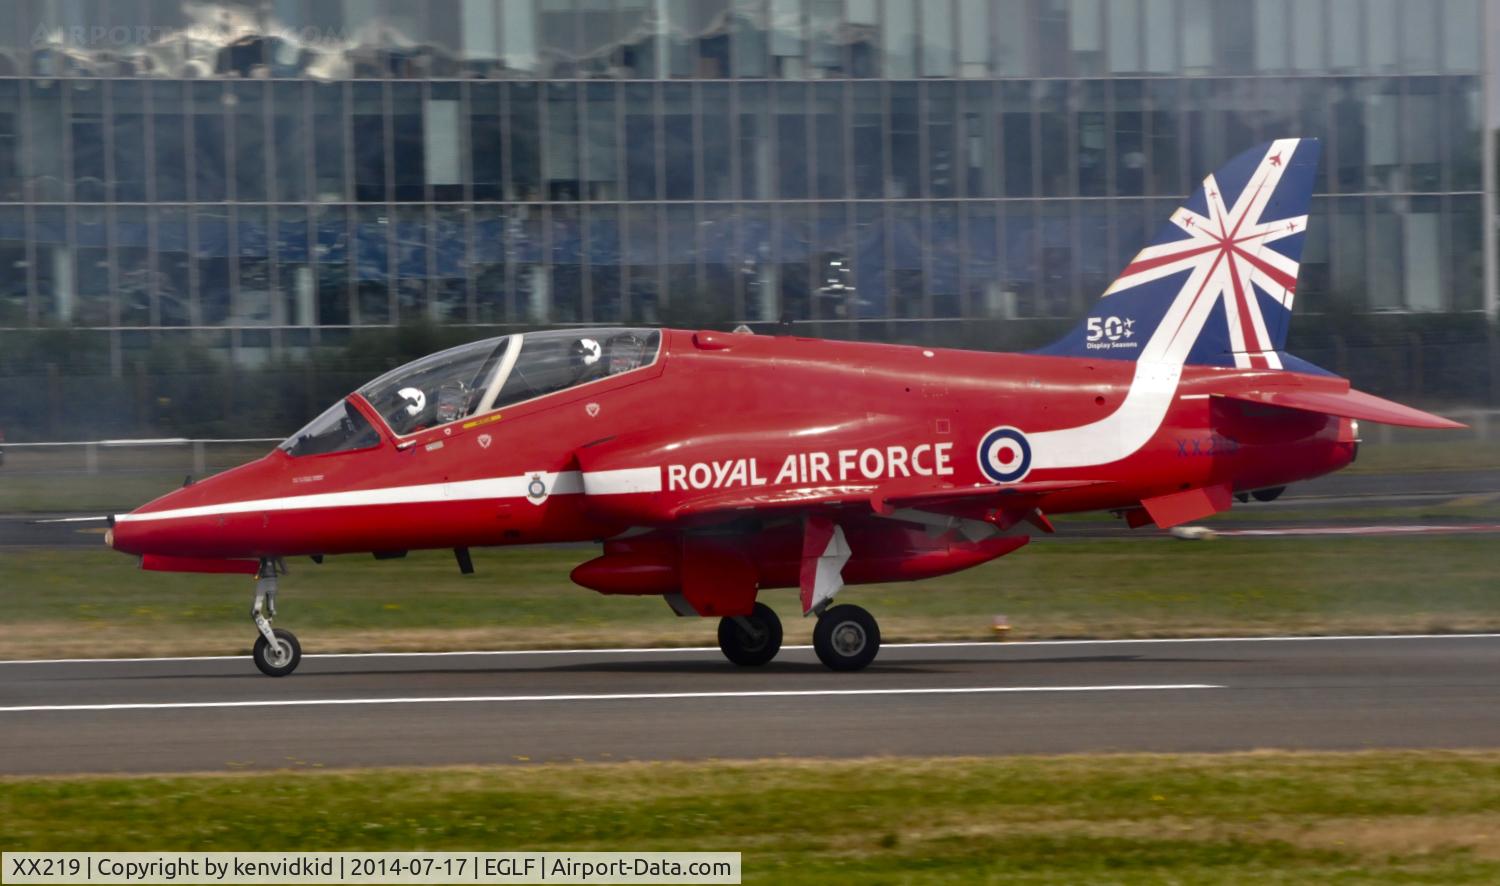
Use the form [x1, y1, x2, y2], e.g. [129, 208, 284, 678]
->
[4, 753, 1500, 884]
[1344, 438, 1500, 474]
[1, 534, 1497, 659]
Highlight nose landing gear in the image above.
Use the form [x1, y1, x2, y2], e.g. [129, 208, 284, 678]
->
[250, 559, 301, 677]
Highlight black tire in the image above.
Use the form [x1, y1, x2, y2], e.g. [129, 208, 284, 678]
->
[1251, 486, 1286, 502]
[252, 628, 302, 677]
[813, 604, 881, 672]
[717, 602, 784, 667]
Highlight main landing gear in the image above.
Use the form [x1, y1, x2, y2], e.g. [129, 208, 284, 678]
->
[717, 603, 784, 666]
[250, 558, 301, 677]
[715, 602, 882, 672]
[812, 604, 881, 671]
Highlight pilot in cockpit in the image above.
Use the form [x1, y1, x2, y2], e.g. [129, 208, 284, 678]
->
[569, 337, 607, 384]
[605, 333, 647, 375]
[572, 333, 649, 383]
[433, 380, 470, 425]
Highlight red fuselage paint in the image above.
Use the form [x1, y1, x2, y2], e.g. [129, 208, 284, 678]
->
[111, 330, 1357, 583]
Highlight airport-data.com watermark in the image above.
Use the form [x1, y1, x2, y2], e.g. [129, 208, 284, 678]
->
[3, 852, 741, 884]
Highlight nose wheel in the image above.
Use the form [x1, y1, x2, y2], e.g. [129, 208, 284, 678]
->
[813, 603, 881, 671]
[253, 628, 301, 677]
[250, 559, 302, 677]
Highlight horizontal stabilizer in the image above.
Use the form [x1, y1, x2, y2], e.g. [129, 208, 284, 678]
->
[1216, 388, 1465, 430]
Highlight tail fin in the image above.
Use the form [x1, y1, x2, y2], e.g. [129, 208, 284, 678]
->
[1039, 138, 1320, 370]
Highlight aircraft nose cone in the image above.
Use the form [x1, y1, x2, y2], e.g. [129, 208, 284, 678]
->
[108, 516, 143, 554]
[111, 491, 224, 558]
[109, 453, 281, 557]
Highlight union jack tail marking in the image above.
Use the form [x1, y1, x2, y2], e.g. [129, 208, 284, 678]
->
[1039, 138, 1320, 369]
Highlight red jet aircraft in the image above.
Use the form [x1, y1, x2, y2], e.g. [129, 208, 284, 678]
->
[109, 138, 1462, 676]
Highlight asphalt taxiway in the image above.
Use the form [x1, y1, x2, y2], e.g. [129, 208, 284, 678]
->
[2, 635, 1498, 774]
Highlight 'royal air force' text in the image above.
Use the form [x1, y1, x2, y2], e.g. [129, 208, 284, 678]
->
[666, 443, 955, 492]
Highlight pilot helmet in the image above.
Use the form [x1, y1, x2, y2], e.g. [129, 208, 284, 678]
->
[571, 337, 603, 370]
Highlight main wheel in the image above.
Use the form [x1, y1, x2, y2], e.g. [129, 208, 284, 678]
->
[717, 602, 784, 667]
[252, 627, 302, 677]
[813, 604, 881, 672]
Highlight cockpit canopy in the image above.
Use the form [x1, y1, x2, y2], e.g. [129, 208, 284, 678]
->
[280, 328, 660, 456]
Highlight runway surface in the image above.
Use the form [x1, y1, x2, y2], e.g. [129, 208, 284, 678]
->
[3, 635, 1499, 774]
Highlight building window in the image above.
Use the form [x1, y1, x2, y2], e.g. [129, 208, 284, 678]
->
[775, 83, 808, 199]
[352, 83, 386, 203]
[25, 81, 63, 202]
[813, 82, 845, 199]
[232, 82, 267, 203]
[192, 83, 227, 203]
[889, 83, 919, 199]
[544, 83, 580, 201]
[920, 0, 956, 78]
[426, 83, 463, 202]
[884, 0, 917, 79]
[662, 83, 695, 200]
[0, 207, 28, 325]
[470, 83, 504, 202]
[625, 83, 659, 201]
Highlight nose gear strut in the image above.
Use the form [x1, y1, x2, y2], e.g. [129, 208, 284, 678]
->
[250, 558, 301, 677]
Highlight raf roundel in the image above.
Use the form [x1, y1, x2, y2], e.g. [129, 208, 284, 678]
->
[526, 473, 548, 503]
[977, 426, 1033, 484]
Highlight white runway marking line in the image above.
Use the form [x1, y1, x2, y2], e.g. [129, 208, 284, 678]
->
[3, 633, 1498, 665]
[0, 684, 1222, 714]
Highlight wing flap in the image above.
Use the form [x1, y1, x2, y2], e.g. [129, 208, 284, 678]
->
[665, 478, 1110, 527]
[669, 485, 875, 522]
[1216, 388, 1465, 430]
[875, 479, 1111, 514]
[1140, 483, 1233, 530]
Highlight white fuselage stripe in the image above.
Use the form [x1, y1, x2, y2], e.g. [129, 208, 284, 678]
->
[113, 469, 652, 524]
[1028, 140, 1304, 471]
[1029, 360, 1183, 470]
[581, 467, 664, 495]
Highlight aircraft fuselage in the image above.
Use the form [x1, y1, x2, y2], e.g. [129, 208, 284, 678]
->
[110, 329, 1355, 563]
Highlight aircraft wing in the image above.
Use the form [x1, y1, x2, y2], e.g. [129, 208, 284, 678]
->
[585, 476, 1107, 617]
[1214, 388, 1465, 430]
[663, 477, 1109, 529]
[873, 478, 1110, 513]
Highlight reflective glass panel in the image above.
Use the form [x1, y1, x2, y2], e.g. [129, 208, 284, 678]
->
[111, 81, 146, 202]
[1255, 0, 1288, 72]
[360, 336, 512, 434]
[884, 0, 916, 78]
[920, 0, 955, 77]
[492, 329, 662, 409]
[0, 207, 25, 325]
[280, 400, 382, 457]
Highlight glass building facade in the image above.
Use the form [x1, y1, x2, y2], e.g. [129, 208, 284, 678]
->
[0, 0, 1491, 362]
